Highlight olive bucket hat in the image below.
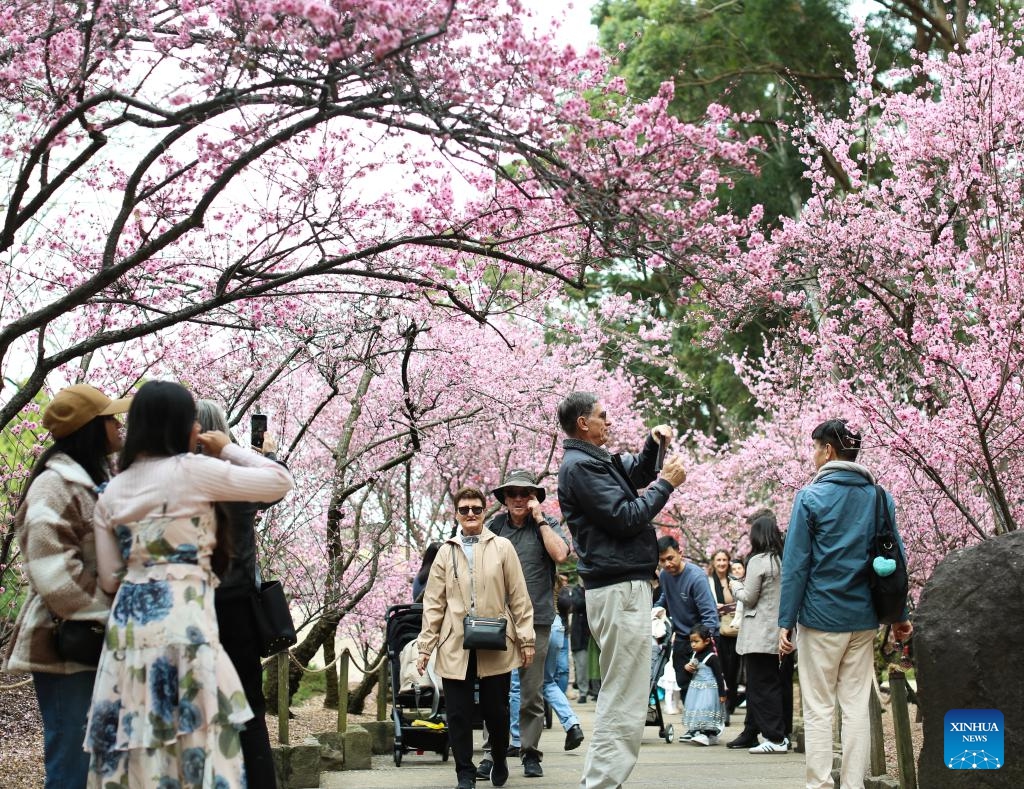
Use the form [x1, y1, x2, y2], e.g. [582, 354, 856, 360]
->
[490, 469, 546, 505]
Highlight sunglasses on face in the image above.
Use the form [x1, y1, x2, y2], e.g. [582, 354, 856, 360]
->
[457, 505, 485, 516]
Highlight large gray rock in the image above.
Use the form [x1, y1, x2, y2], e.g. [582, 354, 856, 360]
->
[915, 531, 1024, 788]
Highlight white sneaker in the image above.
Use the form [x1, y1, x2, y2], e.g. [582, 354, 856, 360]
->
[679, 730, 695, 741]
[707, 734, 720, 746]
[691, 733, 710, 746]
[749, 738, 789, 754]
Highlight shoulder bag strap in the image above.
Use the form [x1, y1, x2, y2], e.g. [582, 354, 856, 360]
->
[450, 543, 477, 616]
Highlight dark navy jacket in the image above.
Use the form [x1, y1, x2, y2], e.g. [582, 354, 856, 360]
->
[557, 435, 673, 589]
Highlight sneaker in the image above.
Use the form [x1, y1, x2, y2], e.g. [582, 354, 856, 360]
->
[506, 745, 520, 758]
[522, 753, 543, 778]
[690, 733, 710, 746]
[490, 757, 509, 787]
[475, 759, 493, 779]
[679, 730, 695, 741]
[707, 734, 720, 746]
[749, 738, 789, 754]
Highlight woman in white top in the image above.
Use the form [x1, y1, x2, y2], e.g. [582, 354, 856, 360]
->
[85, 381, 293, 788]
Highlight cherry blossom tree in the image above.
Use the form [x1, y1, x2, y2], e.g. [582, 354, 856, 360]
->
[660, 17, 1024, 583]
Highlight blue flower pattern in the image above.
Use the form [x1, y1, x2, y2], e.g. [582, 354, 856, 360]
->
[112, 579, 174, 625]
[86, 506, 251, 787]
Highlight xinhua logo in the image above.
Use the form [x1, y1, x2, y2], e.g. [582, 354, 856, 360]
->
[944, 709, 1003, 770]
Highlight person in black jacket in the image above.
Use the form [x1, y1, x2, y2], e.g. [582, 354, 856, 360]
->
[556, 392, 687, 789]
[197, 400, 288, 789]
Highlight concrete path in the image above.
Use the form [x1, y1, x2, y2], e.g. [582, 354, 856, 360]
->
[322, 700, 805, 788]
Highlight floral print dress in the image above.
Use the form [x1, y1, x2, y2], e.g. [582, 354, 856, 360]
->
[85, 505, 253, 788]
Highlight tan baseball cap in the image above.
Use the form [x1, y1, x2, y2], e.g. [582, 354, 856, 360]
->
[42, 384, 132, 439]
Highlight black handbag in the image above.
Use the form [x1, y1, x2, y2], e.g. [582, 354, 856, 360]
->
[451, 544, 509, 651]
[53, 618, 106, 665]
[868, 485, 909, 625]
[462, 615, 508, 650]
[251, 579, 298, 657]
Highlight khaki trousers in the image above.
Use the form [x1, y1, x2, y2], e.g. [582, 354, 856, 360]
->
[797, 627, 876, 789]
[579, 580, 652, 789]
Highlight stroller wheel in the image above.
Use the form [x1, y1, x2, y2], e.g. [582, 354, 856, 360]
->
[394, 746, 403, 766]
[664, 724, 675, 743]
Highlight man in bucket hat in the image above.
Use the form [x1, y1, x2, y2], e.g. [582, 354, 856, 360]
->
[476, 469, 571, 780]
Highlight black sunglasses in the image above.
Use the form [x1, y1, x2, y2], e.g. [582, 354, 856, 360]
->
[457, 505, 485, 516]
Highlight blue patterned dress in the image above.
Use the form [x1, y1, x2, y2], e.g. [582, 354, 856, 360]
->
[85, 504, 253, 787]
[682, 649, 726, 735]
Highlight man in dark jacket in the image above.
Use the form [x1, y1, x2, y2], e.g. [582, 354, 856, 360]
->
[556, 392, 687, 789]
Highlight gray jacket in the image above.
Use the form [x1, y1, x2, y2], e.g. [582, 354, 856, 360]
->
[730, 552, 782, 656]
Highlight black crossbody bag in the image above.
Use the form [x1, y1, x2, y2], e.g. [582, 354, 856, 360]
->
[451, 544, 508, 650]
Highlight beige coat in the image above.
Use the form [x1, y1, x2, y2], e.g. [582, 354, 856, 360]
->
[417, 529, 535, 679]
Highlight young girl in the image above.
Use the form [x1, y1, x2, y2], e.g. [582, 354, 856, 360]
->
[682, 624, 727, 746]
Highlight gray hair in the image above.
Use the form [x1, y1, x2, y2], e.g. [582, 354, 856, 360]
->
[195, 399, 232, 436]
[557, 391, 598, 436]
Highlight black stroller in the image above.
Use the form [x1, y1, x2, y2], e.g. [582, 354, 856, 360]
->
[646, 614, 676, 742]
[385, 603, 450, 765]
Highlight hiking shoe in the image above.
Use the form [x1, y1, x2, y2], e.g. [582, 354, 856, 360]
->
[749, 738, 789, 754]
[690, 733, 710, 746]
[522, 754, 543, 778]
[475, 759, 492, 779]
[564, 724, 585, 751]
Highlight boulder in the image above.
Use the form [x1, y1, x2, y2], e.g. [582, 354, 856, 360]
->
[915, 531, 1024, 787]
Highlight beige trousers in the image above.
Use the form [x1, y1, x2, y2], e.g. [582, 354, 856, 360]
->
[797, 626, 876, 789]
[579, 580, 652, 789]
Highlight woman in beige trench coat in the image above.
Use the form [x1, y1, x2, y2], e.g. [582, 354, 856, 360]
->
[417, 485, 535, 789]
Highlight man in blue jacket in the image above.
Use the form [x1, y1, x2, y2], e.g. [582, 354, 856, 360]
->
[778, 419, 913, 786]
[556, 392, 687, 789]
[653, 535, 720, 740]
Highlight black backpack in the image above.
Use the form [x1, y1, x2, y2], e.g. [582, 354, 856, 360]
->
[868, 485, 909, 624]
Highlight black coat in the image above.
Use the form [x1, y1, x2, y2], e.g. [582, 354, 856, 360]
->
[556, 435, 672, 589]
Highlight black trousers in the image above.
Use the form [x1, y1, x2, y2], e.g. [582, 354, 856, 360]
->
[740, 652, 792, 743]
[442, 651, 511, 783]
[216, 594, 277, 789]
[716, 635, 740, 712]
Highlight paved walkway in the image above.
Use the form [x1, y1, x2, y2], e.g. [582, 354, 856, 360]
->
[323, 700, 805, 788]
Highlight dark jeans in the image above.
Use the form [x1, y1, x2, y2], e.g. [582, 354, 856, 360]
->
[442, 651, 511, 784]
[216, 593, 277, 789]
[34, 670, 96, 789]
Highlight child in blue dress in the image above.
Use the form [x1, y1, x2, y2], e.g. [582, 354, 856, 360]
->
[682, 624, 727, 745]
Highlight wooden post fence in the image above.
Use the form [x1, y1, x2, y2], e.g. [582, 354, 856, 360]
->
[277, 653, 289, 745]
[889, 670, 917, 789]
[337, 649, 350, 734]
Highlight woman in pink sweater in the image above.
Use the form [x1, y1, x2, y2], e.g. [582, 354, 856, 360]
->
[85, 381, 293, 788]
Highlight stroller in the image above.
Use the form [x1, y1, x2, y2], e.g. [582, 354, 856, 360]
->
[385, 603, 450, 766]
[646, 611, 676, 742]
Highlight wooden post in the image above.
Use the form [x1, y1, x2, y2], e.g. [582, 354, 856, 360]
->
[377, 660, 388, 721]
[337, 649, 350, 734]
[889, 670, 917, 789]
[868, 686, 887, 776]
[277, 653, 289, 745]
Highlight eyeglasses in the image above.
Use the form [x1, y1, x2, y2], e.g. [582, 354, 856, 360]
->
[457, 505, 485, 516]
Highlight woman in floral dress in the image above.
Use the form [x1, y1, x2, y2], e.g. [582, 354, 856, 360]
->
[86, 381, 294, 788]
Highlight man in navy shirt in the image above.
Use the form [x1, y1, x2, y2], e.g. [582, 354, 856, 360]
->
[654, 536, 720, 710]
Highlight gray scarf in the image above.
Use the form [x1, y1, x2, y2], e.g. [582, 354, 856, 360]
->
[813, 460, 875, 484]
[563, 438, 613, 463]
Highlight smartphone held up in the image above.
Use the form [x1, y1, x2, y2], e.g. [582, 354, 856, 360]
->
[251, 413, 268, 450]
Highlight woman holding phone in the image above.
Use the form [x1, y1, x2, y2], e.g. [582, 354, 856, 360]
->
[85, 381, 293, 787]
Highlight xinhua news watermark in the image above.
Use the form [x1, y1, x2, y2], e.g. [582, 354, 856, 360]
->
[945, 709, 1003, 770]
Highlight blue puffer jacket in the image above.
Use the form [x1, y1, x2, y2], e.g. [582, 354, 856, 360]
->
[557, 435, 673, 589]
[779, 463, 908, 633]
